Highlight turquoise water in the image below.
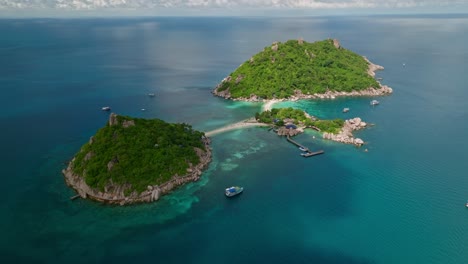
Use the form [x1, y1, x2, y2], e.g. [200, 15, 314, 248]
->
[1, 15, 468, 263]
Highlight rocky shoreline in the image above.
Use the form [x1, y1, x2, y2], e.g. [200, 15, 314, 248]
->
[322, 117, 368, 146]
[63, 115, 212, 206]
[270, 117, 368, 147]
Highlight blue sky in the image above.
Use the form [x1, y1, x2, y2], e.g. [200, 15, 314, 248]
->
[0, 0, 467, 17]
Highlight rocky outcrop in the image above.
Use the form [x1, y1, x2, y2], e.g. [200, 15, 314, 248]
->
[271, 42, 278, 52]
[322, 117, 368, 146]
[276, 127, 302, 137]
[109, 113, 118, 126]
[364, 56, 384, 77]
[286, 85, 393, 100]
[122, 120, 135, 128]
[333, 39, 341, 49]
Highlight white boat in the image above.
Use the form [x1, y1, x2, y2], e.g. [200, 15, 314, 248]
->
[101, 106, 111, 111]
[343, 107, 350, 113]
[225, 186, 243, 197]
[370, 100, 379, 106]
[148, 93, 155, 97]
[299, 146, 307, 152]
[466, 200, 468, 208]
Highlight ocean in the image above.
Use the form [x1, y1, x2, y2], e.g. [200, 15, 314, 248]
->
[1, 15, 468, 263]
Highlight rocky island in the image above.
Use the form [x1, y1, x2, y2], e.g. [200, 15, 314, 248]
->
[64, 39, 391, 205]
[256, 107, 368, 146]
[211, 38, 392, 146]
[63, 113, 211, 205]
[213, 38, 392, 101]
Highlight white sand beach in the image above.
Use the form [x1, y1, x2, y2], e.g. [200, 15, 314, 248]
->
[262, 99, 281, 111]
[205, 119, 269, 137]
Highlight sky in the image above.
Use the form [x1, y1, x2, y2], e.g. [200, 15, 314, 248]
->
[0, 0, 467, 17]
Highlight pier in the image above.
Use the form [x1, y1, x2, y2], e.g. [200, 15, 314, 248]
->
[286, 136, 324, 157]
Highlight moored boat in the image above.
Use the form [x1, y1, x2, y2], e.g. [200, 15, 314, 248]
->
[225, 186, 243, 197]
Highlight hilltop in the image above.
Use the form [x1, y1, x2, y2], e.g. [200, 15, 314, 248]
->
[213, 39, 392, 100]
[63, 113, 211, 205]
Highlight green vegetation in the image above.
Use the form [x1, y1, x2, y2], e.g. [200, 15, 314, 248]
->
[256, 107, 313, 126]
[256, 107, 344, 134]
[72, 115, 206, 194]
[216, 39, 379, 99]
[311, 119, 344, 134]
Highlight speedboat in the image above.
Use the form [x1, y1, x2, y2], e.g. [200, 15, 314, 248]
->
[343, 107, 350, 113]
[148, 93, 155, 97]
[225, 186, 243, 197]
[101, 106, 111, 111]
[370, 100, 379, 106]
[299, 146, 307, 152]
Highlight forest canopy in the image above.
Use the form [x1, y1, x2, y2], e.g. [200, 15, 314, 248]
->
[71, 115, 206, 194]
[256, 107, 344, 134]
[215, 39, 380, 99]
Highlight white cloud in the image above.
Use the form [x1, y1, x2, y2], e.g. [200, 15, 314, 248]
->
[0, 0, 466, 12]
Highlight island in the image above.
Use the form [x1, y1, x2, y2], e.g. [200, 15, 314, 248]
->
[63, 113, 211, 205]
[211, 38, 392, 146]
[212, 38, 392, 101]
[256, 107, 368, 146]
[64, 39, 392, 205]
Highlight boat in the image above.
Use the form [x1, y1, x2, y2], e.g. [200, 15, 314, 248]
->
[466, 200, 468, 208]
[101, 106, 111, 111]
[370, 100, 379, 106]
[299, 146, 307, 152]
[343, 107, 350, 113]
[148, 93, 155, 97]
[225, 186, 243, 197]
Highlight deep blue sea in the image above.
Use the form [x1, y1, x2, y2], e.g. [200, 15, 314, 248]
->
[1, 15, 468, 263]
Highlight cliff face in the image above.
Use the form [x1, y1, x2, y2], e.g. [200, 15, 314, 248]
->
[63, 114, 212, 206]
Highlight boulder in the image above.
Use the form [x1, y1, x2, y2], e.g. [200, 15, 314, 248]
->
[271, 42, 278, 51]
[122, 120, 135, 128]
[333, 39, 341, 49]
[109, 113, 118, 126]
[355, 138, 364, 145]
[84, 151, 94, 161]
[107, 157, 119, 171]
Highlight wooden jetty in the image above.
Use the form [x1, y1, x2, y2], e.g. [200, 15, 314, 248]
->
[286, 136, 324, 158]
[301, 150, 325, 157]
